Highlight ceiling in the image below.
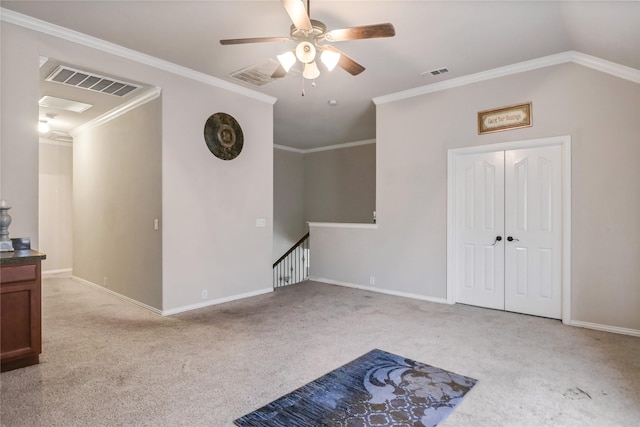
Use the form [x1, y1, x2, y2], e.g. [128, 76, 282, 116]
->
[3, 1, 639, 150]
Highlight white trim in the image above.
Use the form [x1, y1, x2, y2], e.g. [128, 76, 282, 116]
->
[566, 320, 640, 338]
[571, 51, 640, 84]
[70, 87, 161, 136]
[309, 277, 448, 305]
[308, 222, 377, 230]
[161, 288, 273, 316]
[446, 135, 572, 324]
[71, 276, 163, 316]
[0, 8, 276, 105]
[71, 275, 272, 316]
[303, 139, 376, 153]
[39, 139, 73, 147]
[274, 144, 305, 153]
[374, 51, 640, 105]
[275, 139, 376, 154]
[42, 268, 72, 278]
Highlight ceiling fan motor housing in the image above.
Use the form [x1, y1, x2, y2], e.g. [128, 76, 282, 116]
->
[290, 19, 327, 43]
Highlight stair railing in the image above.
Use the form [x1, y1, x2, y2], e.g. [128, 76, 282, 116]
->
[273, 232, 309, 289]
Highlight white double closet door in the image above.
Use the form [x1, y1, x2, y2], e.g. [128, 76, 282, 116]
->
[455, 145, 562, 319]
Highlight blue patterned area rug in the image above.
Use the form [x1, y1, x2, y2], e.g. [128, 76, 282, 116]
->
[234, 349, 477, 427]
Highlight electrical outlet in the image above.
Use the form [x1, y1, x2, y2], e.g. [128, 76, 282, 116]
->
[103, 277, 108, 287]
[201, 290, 208, 299]
[369, 276, 375, 285]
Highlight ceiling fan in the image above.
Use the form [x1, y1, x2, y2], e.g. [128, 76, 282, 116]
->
[220, 0, 396, 82]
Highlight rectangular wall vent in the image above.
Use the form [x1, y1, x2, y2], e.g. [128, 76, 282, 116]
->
[46, 65, 140, 97]
[39, 96, 93, 113]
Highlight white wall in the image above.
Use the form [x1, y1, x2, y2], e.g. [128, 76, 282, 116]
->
[1, 20, 274, 313]
[311, 62, 640, 332]
[39, 140, 73, 272]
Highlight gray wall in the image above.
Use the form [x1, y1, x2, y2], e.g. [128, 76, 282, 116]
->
[73, 98, 162, 309]
[39, 141, 73, 272]
[273, 148, 305, 262]
[1, 23, 39, 247]
[2, 21, 274, 313]
[310, 62, 640, 331]
[273, 143, 376, 261]
[304, 143, 376, 224]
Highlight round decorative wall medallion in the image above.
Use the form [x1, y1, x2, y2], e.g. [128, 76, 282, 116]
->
[204, 112, 244, 160]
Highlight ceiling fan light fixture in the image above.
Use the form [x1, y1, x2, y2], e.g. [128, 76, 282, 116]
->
[303, 61, 320, 80]
[277, 51, 297, 72]
[295, 41, 316, 63]
[320, 49, 341, 71]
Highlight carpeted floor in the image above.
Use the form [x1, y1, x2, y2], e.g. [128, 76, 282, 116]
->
[1, 277, 639, 426]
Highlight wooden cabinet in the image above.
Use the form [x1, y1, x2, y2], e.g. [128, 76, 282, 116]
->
[1, 251, 46, 372]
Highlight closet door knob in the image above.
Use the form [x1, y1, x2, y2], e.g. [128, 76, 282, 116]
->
[491, 236, 502, 246]
[507, 236, 519, 242]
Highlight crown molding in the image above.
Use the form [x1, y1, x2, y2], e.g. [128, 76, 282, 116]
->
[275, 139, 376, 154]
[374, 51, 640, 105]
[570, 51, 640, 84]
[39, 138, 72, 147]
[0, 8, 277, 105]
[273, 144, 305, 153]
[70, 87, 161, 137]
[303, 139, 376, 153]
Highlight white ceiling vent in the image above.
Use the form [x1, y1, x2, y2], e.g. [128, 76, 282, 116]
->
[229, 58, 285, 86]
[39, 96, 93, 113]
[49, 132, 73, 143]
[421, 67, 449, 77]
[46, 65, 140, 97]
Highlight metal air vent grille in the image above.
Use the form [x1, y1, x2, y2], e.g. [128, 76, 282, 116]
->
[229, 59, 284, 86]
[46, 65, 140, 97]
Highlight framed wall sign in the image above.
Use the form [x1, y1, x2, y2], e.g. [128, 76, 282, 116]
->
[478, 102, 532, 135]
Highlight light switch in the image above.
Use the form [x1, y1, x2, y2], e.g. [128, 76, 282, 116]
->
[256, 218, 266, 228]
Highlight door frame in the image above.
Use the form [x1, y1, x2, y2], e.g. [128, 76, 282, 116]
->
[446, 135, 572, 324]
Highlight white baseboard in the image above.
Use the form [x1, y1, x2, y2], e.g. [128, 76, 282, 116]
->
[309, 276, 449, 305]
[565, 320, 640, 337]
[71, 276, 273, 316]
[42, 268, 72, 278]
[161, 288, 273, 316]
[71, 276, 163, 315]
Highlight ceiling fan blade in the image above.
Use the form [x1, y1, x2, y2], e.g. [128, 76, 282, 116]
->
[220, 37, 290, 45]
[281, 0, 312, 31]
[323, 45, 365, 76]
[325, 23, 396, 42]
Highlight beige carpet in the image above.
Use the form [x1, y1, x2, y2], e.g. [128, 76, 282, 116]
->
[1, 277, 639, 426]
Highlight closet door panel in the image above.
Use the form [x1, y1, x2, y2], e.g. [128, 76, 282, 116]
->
[504, 146, 562, 319]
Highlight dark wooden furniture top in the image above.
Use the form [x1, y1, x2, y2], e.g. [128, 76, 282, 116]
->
[1, 250, 47, 265]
